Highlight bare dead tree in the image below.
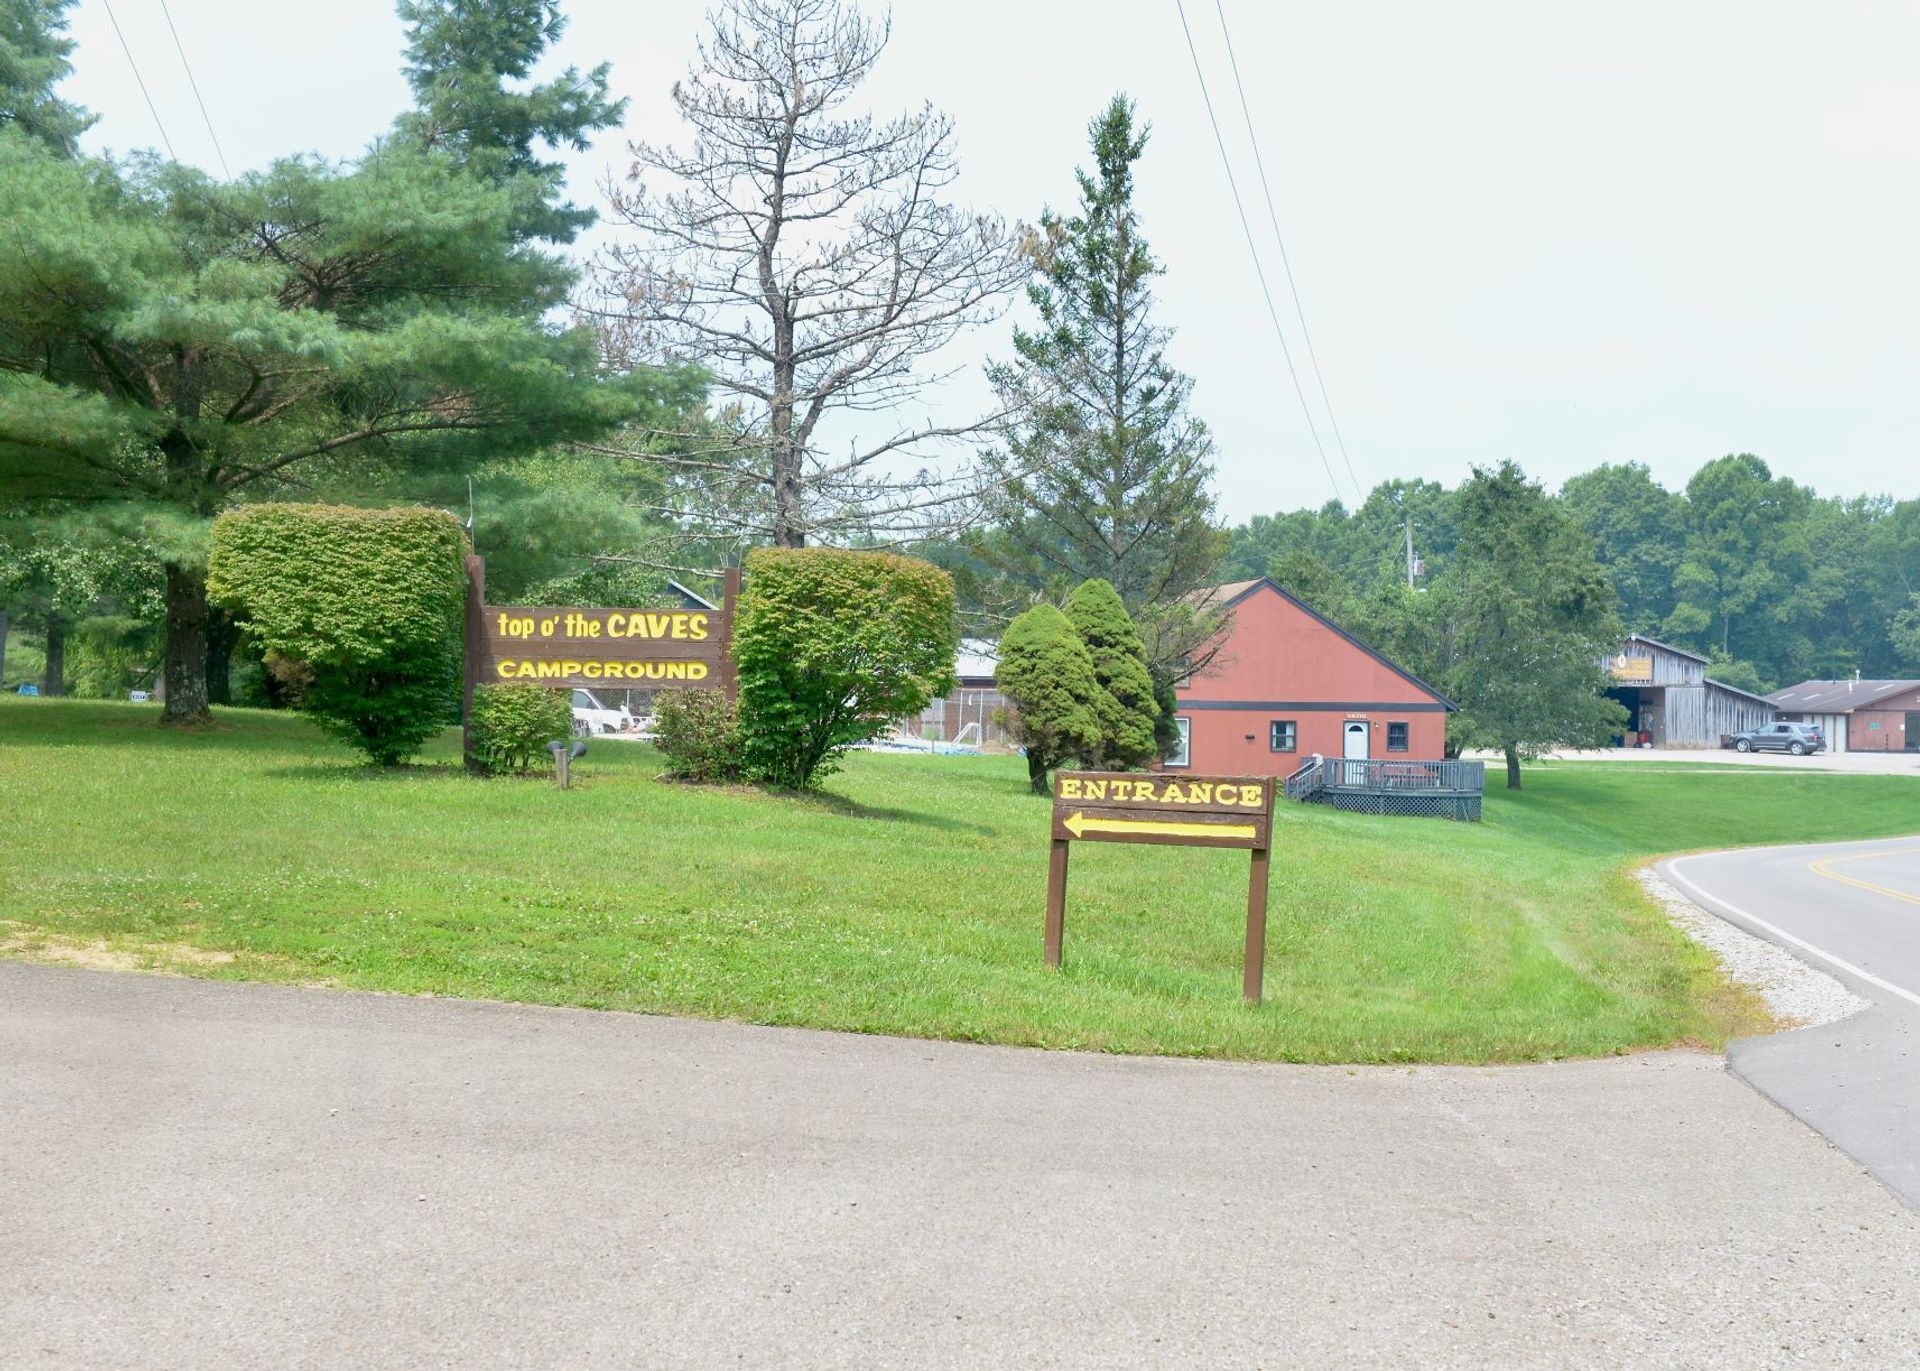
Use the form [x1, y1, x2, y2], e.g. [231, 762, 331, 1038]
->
[592, 0, 1027, 550]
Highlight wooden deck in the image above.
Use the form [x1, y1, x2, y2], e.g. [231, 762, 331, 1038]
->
[1283, 758, 1485, 821]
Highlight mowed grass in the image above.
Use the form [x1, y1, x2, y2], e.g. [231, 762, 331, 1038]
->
[5, 699, 1919, 1063]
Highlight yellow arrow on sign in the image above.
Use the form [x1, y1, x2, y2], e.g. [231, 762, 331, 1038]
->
[1063, 811, 1257, 841]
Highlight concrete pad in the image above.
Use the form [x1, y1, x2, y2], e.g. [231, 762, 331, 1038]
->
[4, 963, 1918, 1369]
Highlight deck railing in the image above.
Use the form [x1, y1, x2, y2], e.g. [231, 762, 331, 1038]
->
[1282, 755, 1484, 821]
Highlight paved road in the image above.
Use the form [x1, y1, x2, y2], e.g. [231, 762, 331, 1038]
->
[1664, 839, 1920, 1213]
[6, 964, 1920, 1368]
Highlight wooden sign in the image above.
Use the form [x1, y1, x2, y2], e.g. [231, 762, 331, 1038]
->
[1044, 771, 1276, 1002]
[460, 557, 739, 768]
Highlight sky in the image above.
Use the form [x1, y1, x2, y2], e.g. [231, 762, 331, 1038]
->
[60, 0, 1920, 521]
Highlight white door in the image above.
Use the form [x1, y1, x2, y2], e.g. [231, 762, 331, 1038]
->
[1342, 720, 1370, 785]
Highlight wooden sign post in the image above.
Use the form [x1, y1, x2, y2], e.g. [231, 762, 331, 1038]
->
[1044, 771, 1276, 1003]
[461, 557, 740, 769]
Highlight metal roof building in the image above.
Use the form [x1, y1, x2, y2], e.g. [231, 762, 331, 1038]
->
[1768, 678, 1920, 754]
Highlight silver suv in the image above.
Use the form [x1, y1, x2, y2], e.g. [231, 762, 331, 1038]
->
[1730, 722, 1826, 755]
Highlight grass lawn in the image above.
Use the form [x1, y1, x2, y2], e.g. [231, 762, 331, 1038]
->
[5, 698, 1920, 1063]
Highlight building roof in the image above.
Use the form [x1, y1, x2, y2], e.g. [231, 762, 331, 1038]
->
[668, 579, 718, 611]
[1623, 632, 1709, 664]
[1188, 577, 1458, 710]
[1766, 679, 1920, 713]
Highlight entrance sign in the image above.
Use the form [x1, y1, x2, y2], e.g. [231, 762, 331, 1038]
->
[1044, 771, 1276, 1002]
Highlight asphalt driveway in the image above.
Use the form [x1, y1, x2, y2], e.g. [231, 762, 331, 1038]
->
[5, 963, 1919, 1368]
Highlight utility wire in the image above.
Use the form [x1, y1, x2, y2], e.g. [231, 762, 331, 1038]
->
[1171, 0, 1348, 506]
[1211, 0, 1360, 500]
[159, 0, 231, 178]
[102, 0, 178, 162]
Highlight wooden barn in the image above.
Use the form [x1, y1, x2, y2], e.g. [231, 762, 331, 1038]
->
[1603, 634, 1777, 747]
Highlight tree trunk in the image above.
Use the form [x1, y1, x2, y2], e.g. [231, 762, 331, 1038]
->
[205, 604, 239, 706]
[0, 609, 9, 690]
[161, 564, 211, 725]
[1504, 744, 1522, 791]
[1028, 751, 1050, 794]
[42, 617, 66, 697]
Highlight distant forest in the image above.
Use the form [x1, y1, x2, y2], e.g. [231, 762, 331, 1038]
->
[1221, 454, 1920, 694]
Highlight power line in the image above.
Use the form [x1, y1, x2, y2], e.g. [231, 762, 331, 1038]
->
[1171, 0, 1352, 506]
[1211, 0, 1360, 499]
[158, 0, 231, 178]
[102, 0, 178, 162]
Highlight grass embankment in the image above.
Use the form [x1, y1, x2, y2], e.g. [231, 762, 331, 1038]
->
[5, 699, 1918, 1062]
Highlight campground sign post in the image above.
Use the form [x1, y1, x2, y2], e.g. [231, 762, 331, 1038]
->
[1045, 771, 1276, 1002]
[460, 557, 739, 765]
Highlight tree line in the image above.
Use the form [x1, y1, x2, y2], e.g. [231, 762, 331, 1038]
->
[1222, 454, 1920, 696]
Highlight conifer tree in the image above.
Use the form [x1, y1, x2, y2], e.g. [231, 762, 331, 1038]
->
[395, 0, 623, 244]
[996, 603, 1104, 794]
[983, 96, 1222, 666]
[0, 0, 93, 156]
[1064, 577, 1159, 769]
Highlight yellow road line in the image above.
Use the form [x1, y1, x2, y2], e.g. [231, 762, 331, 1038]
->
[1808, 848, 1920, 907]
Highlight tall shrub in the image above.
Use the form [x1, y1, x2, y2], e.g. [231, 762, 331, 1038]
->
[1064, 578, 1158, 769]
[733, 548, 958, 789]
[997, 604, 1105, 794]
[208, 504, 467, 765]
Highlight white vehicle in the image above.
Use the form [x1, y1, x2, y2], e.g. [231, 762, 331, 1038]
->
[569, 688, 634, 735]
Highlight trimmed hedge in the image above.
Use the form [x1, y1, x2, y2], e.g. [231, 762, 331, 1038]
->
[996, 603, 1105, 793]
[1064, 578, 1159, 770]
[208, 504, 467, 765]
[470, 682, 573, 774]
[733, 548, 957, 789]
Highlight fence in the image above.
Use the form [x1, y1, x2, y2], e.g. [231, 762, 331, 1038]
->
[1284, 756, 1485, 821]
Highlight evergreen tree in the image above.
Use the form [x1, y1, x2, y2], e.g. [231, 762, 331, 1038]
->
[1064, 577, 1158, 769]
[983, 96, 1222, 665]
[0, 0, 93, 156]
[394, 0, 623, 244]
[996, 603, 1104, 794]
[0, 83, 663, 723]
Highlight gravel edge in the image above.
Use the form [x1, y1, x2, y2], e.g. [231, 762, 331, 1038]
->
[1635, 866, 1870, 1030]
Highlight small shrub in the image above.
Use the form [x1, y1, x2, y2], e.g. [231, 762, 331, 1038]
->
[470, 683, 574, 774]
[208, 504, 466, 765]
[734, 548, 958, 789]
[653, 687, 746, 782]
[997, 603, 1105, 793]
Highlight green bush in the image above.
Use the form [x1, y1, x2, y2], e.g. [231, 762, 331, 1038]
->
[208, 504, 467, 765]
[470, 682, 574, 774]
[997, 603, 1105, 793]
[653, 686, 746, 783]
[1064, 578, 1160, 770]
[734, 548, 957, 789]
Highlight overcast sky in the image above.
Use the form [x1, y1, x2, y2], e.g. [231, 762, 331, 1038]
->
[62, 1, 1920, 519]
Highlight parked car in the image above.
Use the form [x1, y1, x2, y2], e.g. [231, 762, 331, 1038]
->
[1730, 721, 1826, 755]
[569, 688, 634, 736]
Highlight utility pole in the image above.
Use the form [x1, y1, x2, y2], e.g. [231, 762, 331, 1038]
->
[1404, 516, 1417, 590]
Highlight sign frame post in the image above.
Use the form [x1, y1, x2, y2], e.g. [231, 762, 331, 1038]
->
[1044, 770, 1276, 1003]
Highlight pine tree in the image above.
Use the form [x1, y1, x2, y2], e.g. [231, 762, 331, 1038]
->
[984, 96, 1223, 659]
[0, 0, 93, 156]
[1064, 577, 1158, 769]
[0, 7, 667, 723]
[394, 0, 624, 244]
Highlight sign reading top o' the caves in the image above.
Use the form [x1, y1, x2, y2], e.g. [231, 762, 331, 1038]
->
[478, 602, 728, 689]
